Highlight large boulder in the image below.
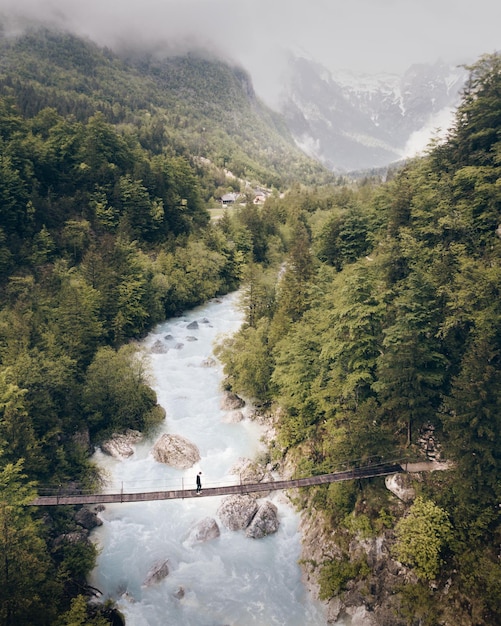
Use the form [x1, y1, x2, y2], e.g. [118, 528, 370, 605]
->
[217, 495, 258, 531]
[75, 507, 103, 530]
[152, 433, 201, 469]
[220, 391, 245, 411]
[385, 473, 416, 502]
[186, 517, 221, 544]
[246, 501, 280, 539]
[101, 430, 143, 459]
[142, 560, 169, 587]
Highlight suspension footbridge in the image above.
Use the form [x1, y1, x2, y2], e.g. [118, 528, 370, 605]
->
[29, 460, 450, 506]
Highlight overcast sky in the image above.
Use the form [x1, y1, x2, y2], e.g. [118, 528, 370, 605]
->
[1, 0, 500, 106]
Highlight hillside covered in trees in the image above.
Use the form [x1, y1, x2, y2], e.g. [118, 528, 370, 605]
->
[0, 24, 499, 626]
[216, 54, 501, 625]
[0, 27, 332, 190]
[0, 27, 336, 625]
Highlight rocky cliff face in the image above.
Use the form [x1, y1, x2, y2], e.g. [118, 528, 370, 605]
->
[279, 56, 467, 172]
[299, 509, 416, 626]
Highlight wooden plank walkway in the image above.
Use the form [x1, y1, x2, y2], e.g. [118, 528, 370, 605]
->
[30, 463, 404, 506]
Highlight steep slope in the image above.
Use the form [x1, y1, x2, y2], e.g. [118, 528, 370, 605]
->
[0, 28, 333, 188]
[280, 55, 467, 172]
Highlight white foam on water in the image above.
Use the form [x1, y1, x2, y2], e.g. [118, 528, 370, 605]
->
[89, 293, 328, 625]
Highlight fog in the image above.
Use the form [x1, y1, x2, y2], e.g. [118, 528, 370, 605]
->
[1, 0, 500, 106]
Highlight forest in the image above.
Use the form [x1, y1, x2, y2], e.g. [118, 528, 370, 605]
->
[0, 26, 499, 626]
[215, 55, 501, 624]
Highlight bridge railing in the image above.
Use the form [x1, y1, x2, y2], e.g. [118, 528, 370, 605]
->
[34, 453, 418, 498]
[35, 474, 269, 498]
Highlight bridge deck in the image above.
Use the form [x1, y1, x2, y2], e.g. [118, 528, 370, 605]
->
[30, 463, 404, 506]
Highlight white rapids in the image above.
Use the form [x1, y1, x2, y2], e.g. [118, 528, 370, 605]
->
[89, 292, 328, 626]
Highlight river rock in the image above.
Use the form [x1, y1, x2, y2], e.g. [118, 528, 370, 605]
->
[187, 320, 199, 329]
[150, 339, 168, 354]
[220, 391, 245, 410]
[222, 409, 244, 423]
[101, 430, 143, 459]
[202, 357, 217, 368]
[385, 473, 416, 502]
[187, 517, 221, 544]
[217, 495, 258, 531]
[142, 560, 169, 587]
[75, 507, 103, 530]
[245, 501, 279, 539]
[152, 433, 201, 469]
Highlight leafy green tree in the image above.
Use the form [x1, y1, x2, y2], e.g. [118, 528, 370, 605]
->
[314, 262, 385, 415]
[0, 369, 41, 474]
[9, 347, 80, 477]
[153, 238, 228, 316]
[82, 345, 164, 436]
[236, 203, 272, 263]
[55, 595, 108, 626]
[269, 219, 314, 343]
[216, 317, 273, 403]
[47, 270, 104, 367]
[373, 267, 447, 446]
[61, 219, 91, 263]
[116, 174, 154, 239]
[239, 261, 276, 327]
[315, 206, 370, 270]
[30, 225, 56, 266]
[446, 53, 501, 168]
[393, 496, 453, 580]
[76, 112, 133, 186]
[150, 155, 208, 235]
[441, 323, 501, 547]
[0, 154, 29, 240]
[0, 96, 25, 141]
[271, 320, 323, 446]
[0, 461, 56, 626]
[0, 227, 13, 276]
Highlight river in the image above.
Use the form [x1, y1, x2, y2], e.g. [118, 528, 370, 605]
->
[89, 292, 328, 626]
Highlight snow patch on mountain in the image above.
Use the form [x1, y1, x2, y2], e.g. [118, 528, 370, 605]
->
[279, 55, 467, 172]
[402, 104, 456, 158]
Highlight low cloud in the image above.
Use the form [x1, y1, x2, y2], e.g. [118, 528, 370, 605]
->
[1, 0, 500, 106]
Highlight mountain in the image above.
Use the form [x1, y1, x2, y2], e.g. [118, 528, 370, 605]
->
[279, 55, 467, 172]
[0, 28, 333, 189]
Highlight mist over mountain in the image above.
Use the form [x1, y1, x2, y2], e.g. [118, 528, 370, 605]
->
[278, 55, 468, 172]
[0, 2, 489, 175]
[0, 27, 334, 189]
[0, 12, 477, 176]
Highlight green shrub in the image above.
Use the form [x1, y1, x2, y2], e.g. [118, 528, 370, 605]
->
[318, 557, 370, 600]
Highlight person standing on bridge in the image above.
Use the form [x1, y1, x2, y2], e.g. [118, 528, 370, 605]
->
[196, 471, 202, 494]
